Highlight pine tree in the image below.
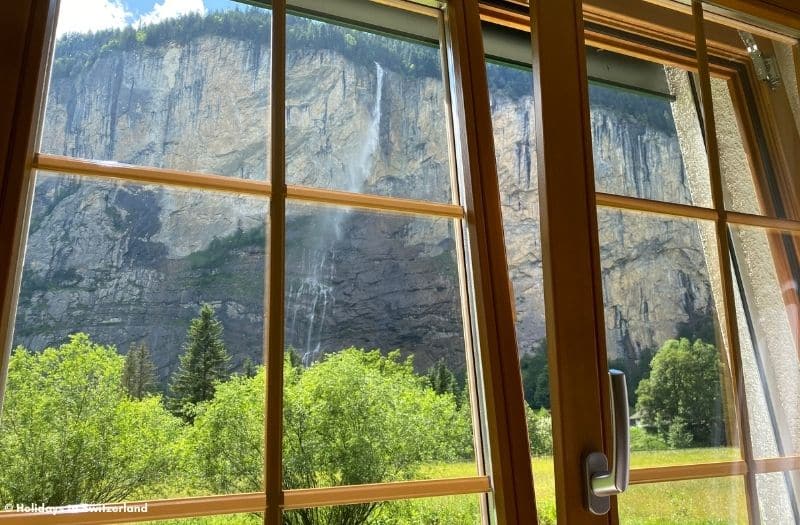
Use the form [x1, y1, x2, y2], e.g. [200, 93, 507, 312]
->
[241, 356, 257, 378]
[169, 303, 230, 422]
[121, 342, 158, 400]
[427, 358, 457, 397]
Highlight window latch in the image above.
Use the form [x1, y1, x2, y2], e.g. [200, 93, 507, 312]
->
[584, 369, 630, 515]
[739, 31, 782, 90]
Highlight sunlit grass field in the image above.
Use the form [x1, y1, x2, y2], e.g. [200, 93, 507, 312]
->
[420, 448, 744, 524]
[152, 448, 744, 524]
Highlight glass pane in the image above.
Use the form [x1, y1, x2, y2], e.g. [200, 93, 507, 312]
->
[586, 46, 714, 208]
[483, 22, 554, 522]
[285, 4, 453, 202]
[618, 476, 748, 523]
[730, 224, 800, 459]
[702, 4, 800, 221]
[282, 203, 476, 489]
[283, 494, 482, 524]
[597, 208, 740, 467]
[710, 76, 763, 217]
[1, 172, 267, 505]
[755, 471, 800, 523]
[582, 0, 716, 208]
[42, 0, 271, 179]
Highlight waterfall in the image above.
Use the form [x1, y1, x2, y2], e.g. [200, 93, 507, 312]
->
[348, 62, 384, 193]
[287, 250, 335, 367]
[289, 62, 384, 365]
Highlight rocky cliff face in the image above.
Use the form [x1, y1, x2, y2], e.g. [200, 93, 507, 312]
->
[14, 13, 716, 379]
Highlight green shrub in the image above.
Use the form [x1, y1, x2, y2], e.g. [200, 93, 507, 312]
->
[186, 369, 264, 494]
[629, 426, 669, 451]
[526, 406, 553, 456]
[190, 348, 469, 524]
[0, 334, 183, 506]
[283, 349, 468, 488]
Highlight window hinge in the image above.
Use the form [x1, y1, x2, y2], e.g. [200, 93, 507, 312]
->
[739, 31, 782, 90]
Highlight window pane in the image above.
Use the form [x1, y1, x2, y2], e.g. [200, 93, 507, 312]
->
[284, 5, 453, 202]
[702, 5, 800, 221]
[618, 476, 748, 523]
[487, 58, 546, 365]
[710, 76, 763, 217]
[283, 203, 475, 489]
[42, 0, 271, 179]
[730, 224, 800, 459]
[597, 208, 739, 467]
[283, 494, 482, 524]
[587, 48, 714, 208]
[1, 172, 267, 504]
[755, 470, 800, 523]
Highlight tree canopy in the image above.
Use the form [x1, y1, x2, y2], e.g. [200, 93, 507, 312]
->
[52, 8, 442, 83]
[0, 334, 181, 506]
[519, 343, 550, 410]
[189, 348, 471, 524]
[635, 338, 727, 447]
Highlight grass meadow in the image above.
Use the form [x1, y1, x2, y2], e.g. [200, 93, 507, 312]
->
[151, 448, 745, 524]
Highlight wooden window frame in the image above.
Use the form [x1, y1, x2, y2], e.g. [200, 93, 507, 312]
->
[2, 0, 800, 523]
[0, 0, 536, 523]
[514, 0, 800, 522]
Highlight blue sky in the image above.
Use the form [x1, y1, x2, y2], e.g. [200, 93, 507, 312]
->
[57, 0, 248, 37]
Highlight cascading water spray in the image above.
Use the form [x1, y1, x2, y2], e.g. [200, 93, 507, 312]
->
[290, 62, 385, 363]
[348, 62, 384, 193]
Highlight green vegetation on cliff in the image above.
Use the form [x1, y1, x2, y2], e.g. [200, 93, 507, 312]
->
[53, 7, 441, 81]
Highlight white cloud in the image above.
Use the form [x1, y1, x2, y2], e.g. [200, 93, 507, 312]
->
[56, 0, 132, 37]
[136, 0, 206, 27]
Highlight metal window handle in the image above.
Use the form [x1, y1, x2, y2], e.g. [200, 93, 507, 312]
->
[584, 369, 630, 515]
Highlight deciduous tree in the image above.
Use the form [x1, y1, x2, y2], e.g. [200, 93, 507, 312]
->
[190, 348, 469, 524]
[0, 334, 182, 506]
[635, 338, 726, 447]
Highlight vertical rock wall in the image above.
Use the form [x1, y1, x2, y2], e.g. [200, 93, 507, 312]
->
[15, 18, 718, 378]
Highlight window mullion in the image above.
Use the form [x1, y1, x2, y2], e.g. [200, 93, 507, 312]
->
[437, 7, 492, 523]
[691, 1, 760, 522]
[265, 0, 288, 522]
[32, 154, 273, 198]
[282, 476, 491, 509]
[444, 0, 538, 522]
[629, 460, 748, 484]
